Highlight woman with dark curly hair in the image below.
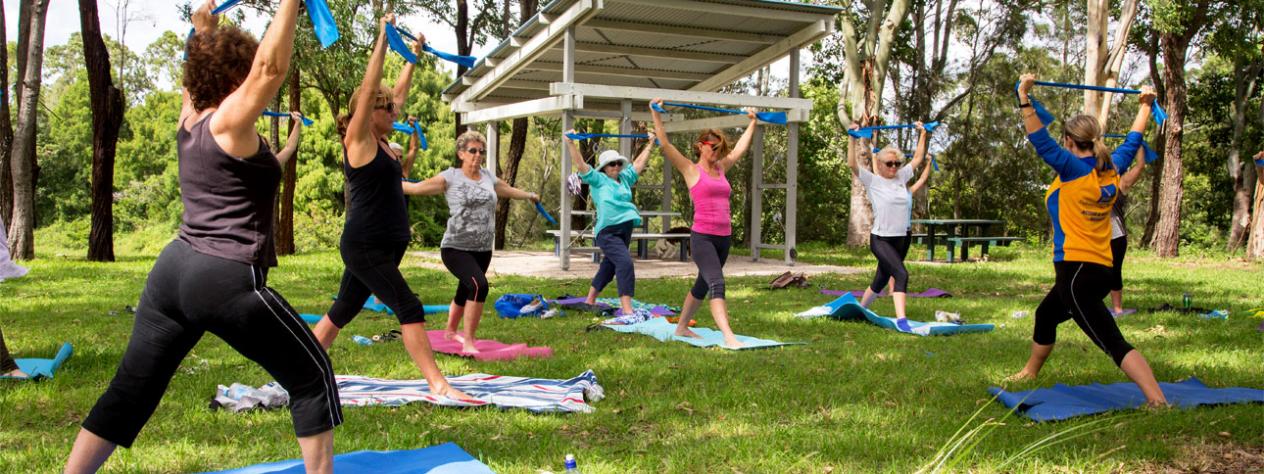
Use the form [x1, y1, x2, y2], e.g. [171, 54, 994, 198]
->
[65, 1, 341, 472]
[308, 14, 471, 400]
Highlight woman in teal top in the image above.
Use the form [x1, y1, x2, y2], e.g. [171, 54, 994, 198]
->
[563, 131, 656, 316]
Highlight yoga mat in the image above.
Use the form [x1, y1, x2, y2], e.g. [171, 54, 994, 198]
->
[796, 294, 993, 336]
[426, 330, 553, 361]
[341, 295, 447, 316]
[206, 442, 494, 474]
[988, 377, 1264, 422]
[0, 342, 73, 380]
[299, 314, 323, 325]
[335, 370, 603, 413]
[550, 297, 678, 316]
[820, 288, 953, 298]
[1111, 308, 1137, 318]
[600, 317, 801, 350]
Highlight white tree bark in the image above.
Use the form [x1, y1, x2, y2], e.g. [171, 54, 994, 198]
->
[7, 0, 51, 260]
[1084, 0, 1140, 124]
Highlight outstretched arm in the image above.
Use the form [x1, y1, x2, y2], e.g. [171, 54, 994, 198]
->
[402, 174, 446, 196]
[274, 112, 304, 166]
[631, 137, 655, 175]
[908, 160, 933, 194]
[392, 31, 423, 111]
[563, 132, 591, 174]
[718, 108, 759, 170]
[207, 0, 302, 158]
[495, 181, 540, 202]
[346, 15, 393, 168]
[1015, 73, 1043, 135]
[402, 117, 419, 178]
[1119, 148, 1146, 193]
[649, 98, 699, 184]
[846, 123, 862, 175]
[1128, 86, 1156, 134]
[907, 121, 928, 172]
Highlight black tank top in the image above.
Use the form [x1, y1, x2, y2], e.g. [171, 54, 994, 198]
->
[342, 142, 410, 243]
[177, 114, 281, 267]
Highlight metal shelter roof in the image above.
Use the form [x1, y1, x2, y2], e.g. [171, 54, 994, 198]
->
[444, 0, 841, 113]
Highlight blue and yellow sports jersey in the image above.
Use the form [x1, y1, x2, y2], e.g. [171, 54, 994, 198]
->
[1028, 129, 1144, 266]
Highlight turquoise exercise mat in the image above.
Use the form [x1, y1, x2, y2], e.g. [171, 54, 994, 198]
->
[796, 293, 993, 336]
[206, 442, 494, 474]
[988, 377, 1264, 422]
[601, 317, 802, 350]
[300, 304, 448, 325]
[1, 342, 73, 380]
[329, 295, 449, 316]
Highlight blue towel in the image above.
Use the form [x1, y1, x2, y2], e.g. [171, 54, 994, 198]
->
[601, 317, 800, 350]
[988, 377, 1264, 422]
[1, 342, 73, 380]
[795, 294, 994, 336]
[205, 442, 493, 474]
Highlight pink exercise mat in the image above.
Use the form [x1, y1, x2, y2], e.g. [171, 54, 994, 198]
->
[426, 331, 553, 362]
[820, 288, 953, 298]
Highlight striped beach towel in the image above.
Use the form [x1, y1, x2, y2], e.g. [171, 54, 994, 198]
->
[335, 370, 603, 413]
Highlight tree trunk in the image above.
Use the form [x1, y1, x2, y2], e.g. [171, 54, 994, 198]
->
[846, 138, 874, 246]
[1151, 33, 1192, 258]
[1140, 27, 1164, 247]
[1226, 62, 1259, 251]
[1083, 0, 1139, 123]
[7, 0, 51, 260]
[81, 0, 124, 262]
[0, 2, 13, 226]
[276, 68, 300, 255]
[454, 0, 471, 137]
[1248, 179, 1264, 259]
[492, 0, 538, 250]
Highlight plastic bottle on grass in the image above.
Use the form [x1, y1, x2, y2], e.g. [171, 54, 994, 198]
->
[564, 453, 580, 472]
[352, 335, 373, 346]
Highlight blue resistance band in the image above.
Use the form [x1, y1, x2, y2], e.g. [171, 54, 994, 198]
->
[212, 0, 241, 15]
[1018, 81, 1166, 125]
[304, 0, 340, 48]
[872, 147, 940, 171]
[564, 132, 650, 140]
[847, 121, 940, 139]
[262, 110, 314, 127]
[392, 122, 429, 151]
[651, 101, 787, 125]
[534, 202, 557, 225]
[388, 24, 478, 68]
[1256, 159, 1264, 168]
[1103, 133, 1160, 164]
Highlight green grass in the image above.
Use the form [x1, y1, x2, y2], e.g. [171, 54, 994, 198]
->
[1, 236, 1262, 473]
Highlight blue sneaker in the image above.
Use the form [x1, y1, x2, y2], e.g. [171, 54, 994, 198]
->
[895, 318, 913, 333]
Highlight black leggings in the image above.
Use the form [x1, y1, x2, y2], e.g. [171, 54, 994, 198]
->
[82, 240, 342, 447]
[440, 248, 493, 304]
[1033, 261, 1135, 366]
[690, 232, 731, 300]
[869, 233, 911, 293]
[591, 221, 635, 297]
[0, 326, 16, 373]
[327, 239, 425, 328]
[1109, 236, 1127, 292]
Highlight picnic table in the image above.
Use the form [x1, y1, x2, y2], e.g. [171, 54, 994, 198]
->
[561, 210, 684, 259]
[911, 219, 1015, 262]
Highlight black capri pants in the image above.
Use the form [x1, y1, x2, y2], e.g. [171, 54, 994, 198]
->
[1109, 236, 1127, 292]
[440, 247, 493, 304]
[689, 232, 731, 300]
[869, 233, 911, 293]
[1032, 261, 1136, 366]
[327, 239, 425, 328]
[82, 240, 342, 447]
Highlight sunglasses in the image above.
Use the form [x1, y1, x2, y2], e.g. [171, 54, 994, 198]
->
[606, 161, 625, 168]
[463, 147, 487, 155]
[376, 102, 396, 113]
[882, 160, 903, 168]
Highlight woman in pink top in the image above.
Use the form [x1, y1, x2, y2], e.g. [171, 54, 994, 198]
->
[650, 99, 759, 348]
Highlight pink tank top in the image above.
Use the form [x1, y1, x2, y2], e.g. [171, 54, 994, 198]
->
[690, 164, 732, 236]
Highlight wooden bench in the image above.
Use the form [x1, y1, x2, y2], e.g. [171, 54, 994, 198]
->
[547, 230, 692, 262]
[945, 236, 1022, 262]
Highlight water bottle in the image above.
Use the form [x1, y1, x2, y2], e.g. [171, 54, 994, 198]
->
[564, 453, 580, 473]
[1182, 292, 1192, 309]
[352, 335, 373, 346]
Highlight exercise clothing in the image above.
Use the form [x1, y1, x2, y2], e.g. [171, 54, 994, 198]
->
[1032, 261, 1135, 366]
[440, 247, 492, 304]
[690, 165, 732, 236]
[0, 326, 16, 373]
[342, 143, 410, 243]
[439, 167, 498, 251]
[1109, 236, 1127, 292]
[869, 233, 911, 293]
[592, 220, 635, 298]
[177, 114, 281, 267]
[579, 166, 641, 235]
[857, 165, 915, 237]
[689, 232, 731, 300]
[327, 240, 424, 327]
[1029, 128, 1143, 266]
[1110, 193, 1128, 239]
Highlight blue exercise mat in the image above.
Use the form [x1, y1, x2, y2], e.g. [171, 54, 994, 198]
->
[988, 377, 1264, 422]
[206, 442, 493, 474]
[795, 294, 993, 336]
[602, 317, 801, 350]
[331, 295, 448, 316]
[1, 342, 73, 380]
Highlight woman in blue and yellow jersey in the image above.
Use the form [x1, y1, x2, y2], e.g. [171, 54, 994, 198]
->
[1007, 73, 1167, 407]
